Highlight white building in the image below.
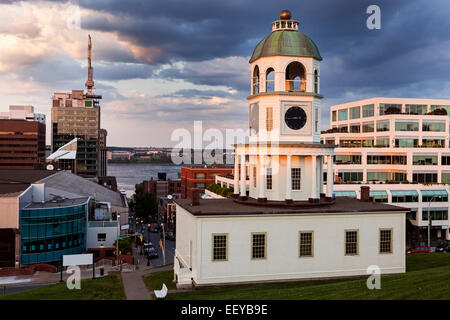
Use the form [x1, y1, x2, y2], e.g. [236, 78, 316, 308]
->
[0, 105, 46, 124]
[174, 10, 408, 288]
[321, 98, 450, 242]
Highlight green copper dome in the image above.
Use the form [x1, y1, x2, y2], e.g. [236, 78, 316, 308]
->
[250, 30, 322, 63]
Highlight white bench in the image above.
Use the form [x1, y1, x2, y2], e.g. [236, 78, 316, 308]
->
[154, 283, 168, 299]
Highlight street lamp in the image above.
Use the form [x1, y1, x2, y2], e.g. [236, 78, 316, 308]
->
[161, 223, 166, 265]
[117, 214, 121, 271]
[427, 194, 442, 250]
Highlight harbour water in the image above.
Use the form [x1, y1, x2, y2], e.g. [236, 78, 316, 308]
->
[107, 163, 182, 198]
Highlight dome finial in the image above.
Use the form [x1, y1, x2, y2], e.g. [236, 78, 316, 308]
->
[280, 9, 291, 20]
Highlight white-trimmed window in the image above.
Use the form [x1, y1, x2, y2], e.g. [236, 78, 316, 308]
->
[345, 230, 359, 255]
[253, 166, 257, 188]
[266, 107, 273, 132]
[299, 231, 314, 257]
[212, 234, 228, 261]
[379, 229, 393, 254]
[266, 168, 272, 190]
[292, 168, 301, 190]
[251, 233, 267, 259]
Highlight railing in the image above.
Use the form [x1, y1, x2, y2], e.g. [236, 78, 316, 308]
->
[265, 80, 275, 92]
[285, 79, 306, 92]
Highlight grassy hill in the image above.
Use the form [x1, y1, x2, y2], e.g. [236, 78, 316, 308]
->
[165, 253, 450, 300]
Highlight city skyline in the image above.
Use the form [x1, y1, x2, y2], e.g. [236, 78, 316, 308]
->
[1, 0, 450, 147]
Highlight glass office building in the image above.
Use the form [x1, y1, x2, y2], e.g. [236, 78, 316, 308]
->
[20, 198, 89, 265]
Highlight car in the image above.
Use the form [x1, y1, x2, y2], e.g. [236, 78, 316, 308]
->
[143, 242, 153, 252]
[150, 226, 160, 233]
[148, 247, 159, 259]
[436, 244, 450, 253]
[406, 246, 430, 254]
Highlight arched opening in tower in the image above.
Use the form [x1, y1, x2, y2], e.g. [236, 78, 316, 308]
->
[285, 61, 306, 92]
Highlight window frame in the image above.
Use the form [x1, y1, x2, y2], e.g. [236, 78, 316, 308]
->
[379, 228, 393, 254]
[251, 232, 267, 260]
[266, 107, 273, 132]
[211, 233, 228, 262]
[299, 231, 314, 258]
[344, 229, 359, 256]
[291, 167, 301, 190]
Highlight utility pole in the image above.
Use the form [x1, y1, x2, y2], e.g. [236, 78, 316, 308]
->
[161, 223, 166, 265]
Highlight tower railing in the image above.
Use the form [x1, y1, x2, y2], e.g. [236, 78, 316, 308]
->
[285, 79, 306, 92]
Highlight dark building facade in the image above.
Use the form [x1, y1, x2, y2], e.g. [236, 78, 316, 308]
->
[137, 175, 182, 199]
[0, 119, 45, 169]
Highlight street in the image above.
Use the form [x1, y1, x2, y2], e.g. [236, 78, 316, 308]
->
[130, 221, 175, 268]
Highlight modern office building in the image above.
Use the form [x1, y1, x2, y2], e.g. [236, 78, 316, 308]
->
[0, 169, 128, 266]
[180, 166, 233, 199]
[0, 119, 46, 169]
[99, 129, 108, 177]
[51, 35, 106, 177]
[174, 10, 408, 288]
[321, 97, 450, 242]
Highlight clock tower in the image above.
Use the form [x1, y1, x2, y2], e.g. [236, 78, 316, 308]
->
[234, 10, 335, 204]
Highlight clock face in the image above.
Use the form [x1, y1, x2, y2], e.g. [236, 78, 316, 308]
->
[284, 106, 307, 130]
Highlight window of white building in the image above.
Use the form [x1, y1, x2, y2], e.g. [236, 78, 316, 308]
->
[212, 234, 228, 261]
[266, 168, 272, 190]
[345, 230, 359, 256]
[251, 233, 267, 259]
[299, 231, 314, 257]
[291, 168, 301, 190]
[379, 229, 393, 254]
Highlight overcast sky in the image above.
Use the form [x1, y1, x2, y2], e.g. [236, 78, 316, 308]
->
[1, 0, 450, 147]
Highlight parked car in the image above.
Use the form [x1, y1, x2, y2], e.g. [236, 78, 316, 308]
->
[143, 242, 153, 253]
[148, 247, 159, 259]
[436, 244, 450, 253]
[406, 246, 430, 254]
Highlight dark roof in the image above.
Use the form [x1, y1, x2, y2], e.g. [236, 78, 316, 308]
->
[0, 170, 56, 196]
[174, 197, 408, 217]
[98, 176, 118, 189]
[250, 30, 322, 63]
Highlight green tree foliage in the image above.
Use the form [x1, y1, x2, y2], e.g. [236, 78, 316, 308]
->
[206, 183, 234, 198]
[133, 185, 158, 221]
[113, 237, 133, 255]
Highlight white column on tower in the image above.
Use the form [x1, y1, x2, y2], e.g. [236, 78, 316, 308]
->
[310, 155, 317, 199]
[326, 155, 334, 197]
[258, 154, 266, 200]
[233, 152, 239, 196]
[286, 155, 292, 201]
[240, 154, 246, 198]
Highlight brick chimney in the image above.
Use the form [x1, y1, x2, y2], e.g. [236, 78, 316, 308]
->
[360, 186, 370, 202]
[191, 188, 200, 206]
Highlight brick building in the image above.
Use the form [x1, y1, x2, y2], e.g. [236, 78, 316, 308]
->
[180, 166, 233, 199]
[0, 119, 46, 169]
[137, 176, 182, 200]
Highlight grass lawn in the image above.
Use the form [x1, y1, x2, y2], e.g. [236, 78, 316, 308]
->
[164, 253, 450, 300]
[144, 270, 176, 292]
[0, 273, 126, 300]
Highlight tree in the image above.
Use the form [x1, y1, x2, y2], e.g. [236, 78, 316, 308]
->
[134, 191, 158, 222]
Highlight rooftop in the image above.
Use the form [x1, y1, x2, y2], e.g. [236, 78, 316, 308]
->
[23, 197, 89, 209]
[0, 170, 56, 196]
[174, 197, 408, 217]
